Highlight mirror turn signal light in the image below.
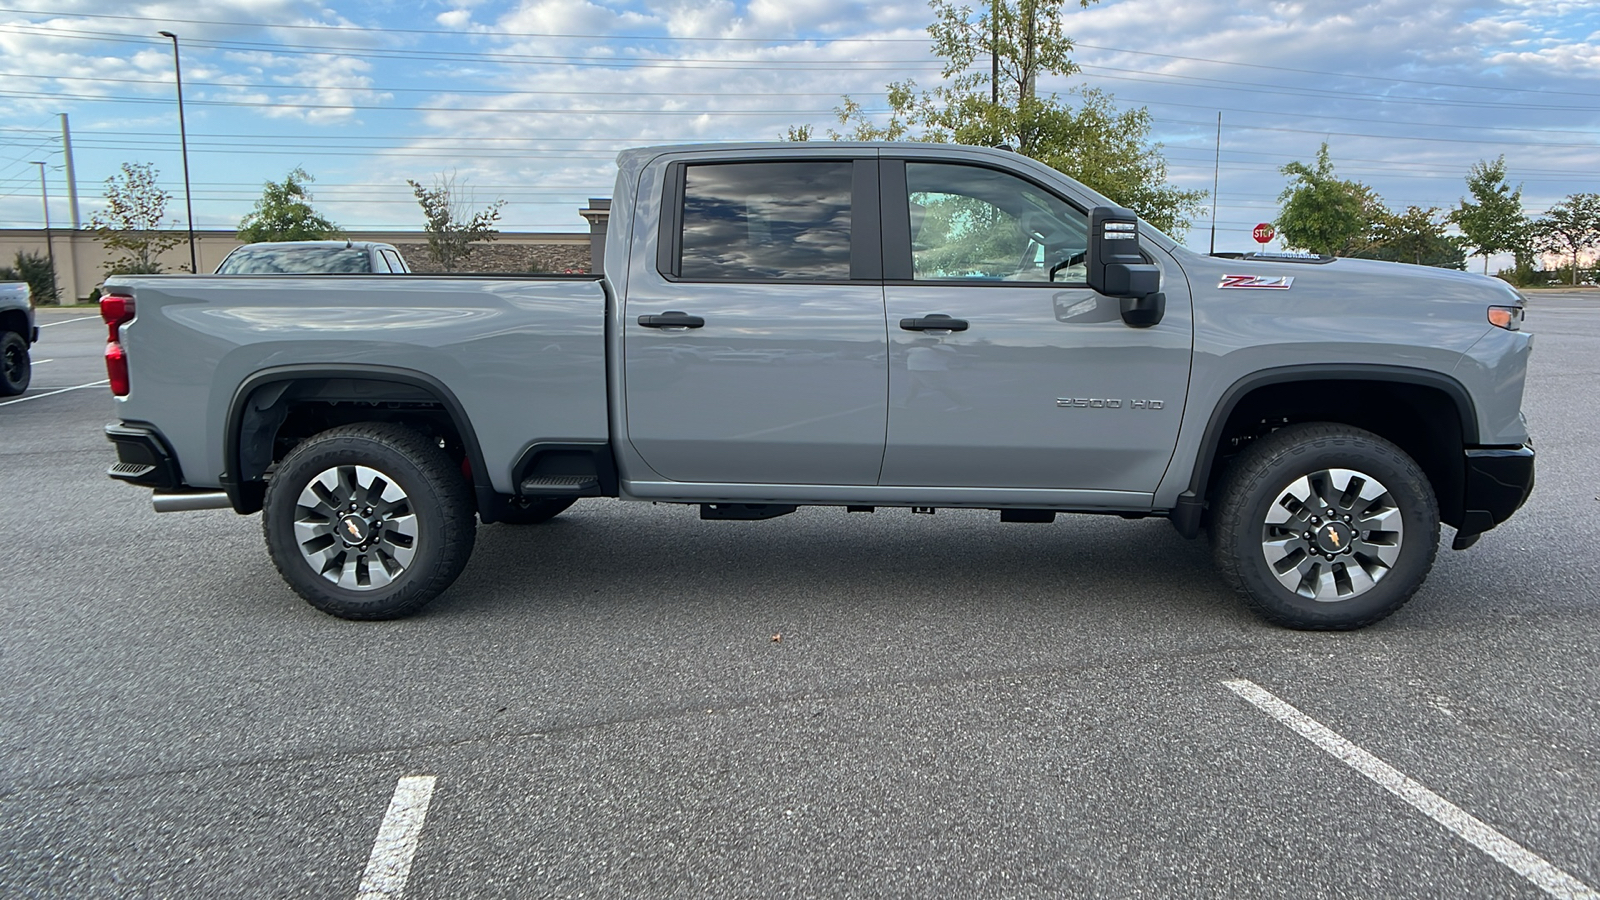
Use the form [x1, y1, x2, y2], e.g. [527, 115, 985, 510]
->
[1487, 306, 1523, 331]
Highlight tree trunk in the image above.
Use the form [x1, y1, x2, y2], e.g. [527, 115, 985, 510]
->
[991, 0, 999, 106]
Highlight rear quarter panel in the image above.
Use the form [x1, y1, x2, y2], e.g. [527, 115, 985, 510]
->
[108, 275, 609, 494]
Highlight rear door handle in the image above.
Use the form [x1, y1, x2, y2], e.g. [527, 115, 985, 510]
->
[899, 314, 969, 332]
[638, 311, 705, 329]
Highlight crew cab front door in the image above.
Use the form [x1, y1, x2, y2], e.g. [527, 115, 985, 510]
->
[623, 157, 888, 485]
[878, 159, 1192, 493]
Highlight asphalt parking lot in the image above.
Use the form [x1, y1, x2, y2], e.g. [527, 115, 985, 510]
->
[2, 295, 1597, 899]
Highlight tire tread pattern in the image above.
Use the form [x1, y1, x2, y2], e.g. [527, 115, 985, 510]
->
[0, 330, 30, 397]
[262, 422, 476, 620]
[1211, 422, 1440, 630]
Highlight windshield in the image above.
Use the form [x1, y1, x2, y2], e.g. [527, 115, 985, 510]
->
[217, 246, 372, 275]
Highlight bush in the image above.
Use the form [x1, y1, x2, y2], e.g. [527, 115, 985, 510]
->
[0, 250, 58, 304]
[106, 261, 163, 276]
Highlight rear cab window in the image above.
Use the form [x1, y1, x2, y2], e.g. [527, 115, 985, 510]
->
[659, 159, 880, 282]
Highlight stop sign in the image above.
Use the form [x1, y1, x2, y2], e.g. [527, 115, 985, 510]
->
[1253, 223, 1276, 244]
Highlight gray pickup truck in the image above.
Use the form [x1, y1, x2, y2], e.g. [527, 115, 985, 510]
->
[101, 142, 1535, 629]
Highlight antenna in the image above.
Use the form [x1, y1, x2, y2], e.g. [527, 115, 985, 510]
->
[1209, 112, 1221, 256]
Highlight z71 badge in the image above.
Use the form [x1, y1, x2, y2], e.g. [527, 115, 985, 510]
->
[1220, 274, 1294, 290]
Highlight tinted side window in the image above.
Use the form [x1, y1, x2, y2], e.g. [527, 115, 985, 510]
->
[679, 161, 853, 281]
[906, 163, 1088, 284]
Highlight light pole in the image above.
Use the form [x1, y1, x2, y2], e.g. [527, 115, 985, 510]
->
[158, 30, 198, 273]
[31, 161, 58, 302]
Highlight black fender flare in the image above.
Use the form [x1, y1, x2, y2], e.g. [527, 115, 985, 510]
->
[1168, 363, 1478, 538]
[221, 364, 495, 517]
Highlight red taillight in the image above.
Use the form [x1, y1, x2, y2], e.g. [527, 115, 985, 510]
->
[101, 295, 134, 337]
[101, 294, 135, 397]
[105, 341, 129, 396]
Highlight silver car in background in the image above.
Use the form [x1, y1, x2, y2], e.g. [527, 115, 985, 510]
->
[215, 241, 411, 275]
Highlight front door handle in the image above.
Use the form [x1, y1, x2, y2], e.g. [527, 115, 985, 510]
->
[638, 311, 705, 329]
[899, 314, 969, 332]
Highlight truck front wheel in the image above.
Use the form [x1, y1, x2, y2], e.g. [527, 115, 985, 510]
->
[1211, 423, 1439, 630]
[0, 330, 29, 396]
[262, 423, 477, 620]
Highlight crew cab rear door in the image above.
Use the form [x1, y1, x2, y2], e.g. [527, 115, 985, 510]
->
[877, 158, 1193, 492]
[621, 155, 888, 485]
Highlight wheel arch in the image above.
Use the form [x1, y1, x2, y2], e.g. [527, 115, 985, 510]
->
[1174, 364, 1477, 537]
[0, 308, 30, 339]
[224, 364, 495, 518]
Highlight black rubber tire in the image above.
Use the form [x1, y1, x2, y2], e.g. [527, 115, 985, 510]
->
[493, 496, 576, 525]
[1211, 422, 1439, 630]
[262, 422, 477, 620]
[0, 330, 30, 397]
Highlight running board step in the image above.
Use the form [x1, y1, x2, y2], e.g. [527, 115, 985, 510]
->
[108, 462, 157, 481]
[518, 475, 600, 496]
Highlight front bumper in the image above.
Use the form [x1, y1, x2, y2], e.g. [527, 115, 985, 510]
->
[1452, 443, 1535, 550]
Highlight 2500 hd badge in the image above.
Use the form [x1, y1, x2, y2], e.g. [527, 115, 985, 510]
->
[1056, 397, 1166, 409]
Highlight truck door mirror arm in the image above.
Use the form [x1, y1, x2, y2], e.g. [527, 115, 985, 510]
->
[1086, 205, 1165, 328]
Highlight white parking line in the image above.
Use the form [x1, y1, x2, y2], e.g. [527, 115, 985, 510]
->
[0, 379, 109, 407]
[355, 775, 437, 900]
[38, 315, 98, 327]
[32, 358, 54, 364]
[1225, 679, 1599, 900]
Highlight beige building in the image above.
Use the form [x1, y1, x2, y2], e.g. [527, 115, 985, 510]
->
[0, 200, 610, 303]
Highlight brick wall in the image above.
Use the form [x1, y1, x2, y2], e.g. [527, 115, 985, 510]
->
[396, 241, 591, 274]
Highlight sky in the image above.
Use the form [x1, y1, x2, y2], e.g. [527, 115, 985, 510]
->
[0, 0, 1597, 260]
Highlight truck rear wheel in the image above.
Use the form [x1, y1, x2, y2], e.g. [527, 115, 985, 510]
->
[0, 330, 29, 396]
[262, 422, 476, 620]
[1211, 423, 1439, 630]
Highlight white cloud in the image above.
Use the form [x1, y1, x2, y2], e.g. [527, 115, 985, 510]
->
[496, 0, 656, 36]
[1, 0, 1597, 244]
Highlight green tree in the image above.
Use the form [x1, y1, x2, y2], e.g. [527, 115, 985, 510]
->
[785, 0, 1205, 234]
[1533, 193, 1600, 286]
[407, 174, 506, 272]
[237, 168, 341, 242]
[1275, 144, 1379, 256]
[1359, 206, 1466, 269]
[0, 250, 58, 303]
[90, 162, 182, 275]
[1449, 157, 1529, 275]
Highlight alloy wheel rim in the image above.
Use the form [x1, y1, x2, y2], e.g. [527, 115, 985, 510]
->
[2, 343, 22, 383]
[1260, 467, 1404, 602]
[293, 464, 418, 591]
